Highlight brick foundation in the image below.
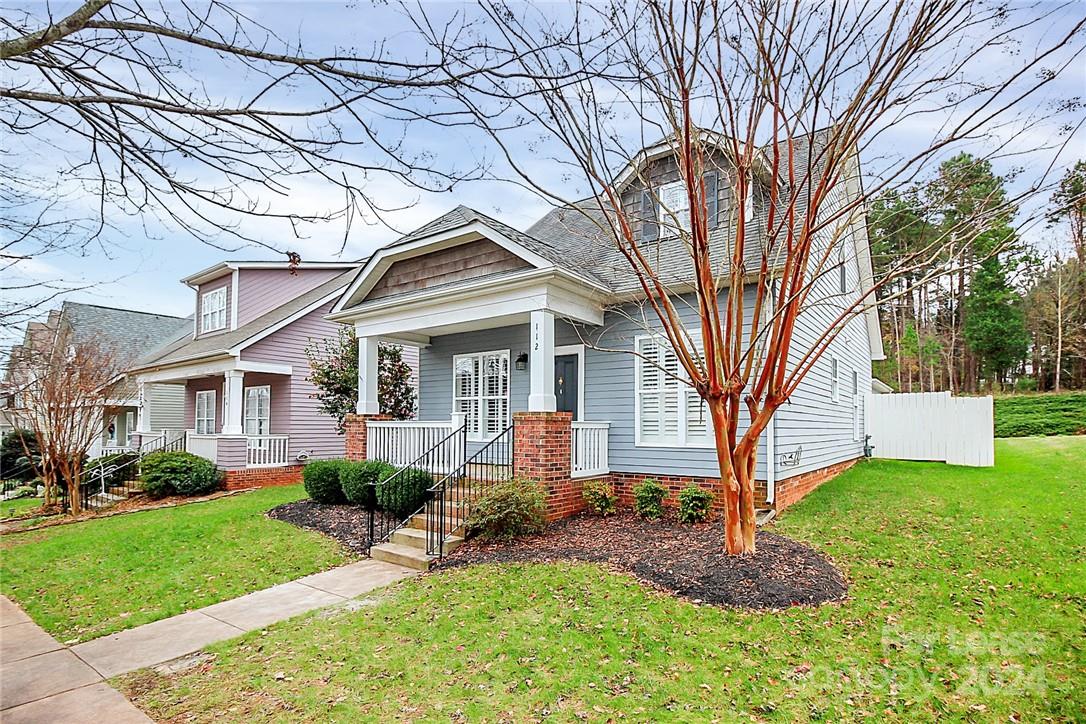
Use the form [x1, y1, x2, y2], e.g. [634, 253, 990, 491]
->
[512, 411, 581, 521]
[222, 464, 304, 490]
[343, 413, 391, 461]
[608, 457, 860, 513]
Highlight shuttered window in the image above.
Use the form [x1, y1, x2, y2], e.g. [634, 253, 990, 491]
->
[658, 180, 691, 235]
[635, 336, 713, 447]
[453, 351, 509, 441]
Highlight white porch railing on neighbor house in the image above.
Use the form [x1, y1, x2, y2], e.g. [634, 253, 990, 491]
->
[101, 445, 134, 456]
[246, 435, 290, 468]
[571, 421, 610, 478]
[367, 418, 465, 472]
[186, 434, 219, 462]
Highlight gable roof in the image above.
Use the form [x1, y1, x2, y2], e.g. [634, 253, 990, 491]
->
[131, 269, 356, 371]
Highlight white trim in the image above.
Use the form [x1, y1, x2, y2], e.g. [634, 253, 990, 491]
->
[332, 219, 607, 315]
[182, 261, 357, 287]
[527, 310, 556, 412]
[830, 356, 841, 402]
[195, 389, 216, 434]
[135, 358, 292, 384]
[554, 343, 585, 422]
[200, 287, 227, 333]
[243, 384, 271, 436]
[452, 349, 510, 442]
[230, 269, 239, 330]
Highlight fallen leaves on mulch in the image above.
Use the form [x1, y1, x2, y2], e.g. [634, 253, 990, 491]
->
[267, 500, 371, 554]
[435, 512, 848, 610]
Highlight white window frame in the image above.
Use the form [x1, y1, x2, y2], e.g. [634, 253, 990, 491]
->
[200, 287, 227, 333]
[195, 390, 216, 434]
[125, 411, 135, 445]
[830, 356, 840, 402]
[633, 334, 713, 449]
[243, 385, 271, 436]
[851, 368, 861, 441]
[657, 179, 690, 237]
[452, 350, 510, 442]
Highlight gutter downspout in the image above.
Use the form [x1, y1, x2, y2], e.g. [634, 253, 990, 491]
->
[765, 279, 778, 506]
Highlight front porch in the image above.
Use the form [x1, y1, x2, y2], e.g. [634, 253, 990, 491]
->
[133, 358, 298, 472]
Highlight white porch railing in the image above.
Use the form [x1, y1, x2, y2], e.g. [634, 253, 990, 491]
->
[101, 445, 134, 456]
[247, 435, 290, 468]
[186, 434, 219, 463]
[571, 421, 610, 478]
[367, 417, 465, 472]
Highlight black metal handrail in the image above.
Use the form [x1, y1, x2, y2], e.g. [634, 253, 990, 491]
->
[425, 424, 514, 558]
[65, 453, 143, 513]
[364, 424, 467, 552]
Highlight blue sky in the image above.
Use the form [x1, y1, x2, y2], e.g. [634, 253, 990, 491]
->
[3, 1, 1084, 347]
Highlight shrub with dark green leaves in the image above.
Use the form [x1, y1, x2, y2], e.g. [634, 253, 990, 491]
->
[633, 478, 666, 519]
[1, 429, 40, 482]
[376, 467, 433, 519]
[340, 460, 394, 509]
[303, 459, 349, 503]
[678, 484, 713, 524]
[466, 477, 546, 540]
[84, 451, 140, 488]
[582, 477, 616, 516]
[140, 451, 222, 498]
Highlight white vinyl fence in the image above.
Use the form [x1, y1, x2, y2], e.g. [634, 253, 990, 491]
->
[866, 391, 994, 467]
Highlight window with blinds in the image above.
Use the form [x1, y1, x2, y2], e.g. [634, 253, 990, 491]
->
[635, 336, 713, 447]
[453, 351, 509, 441]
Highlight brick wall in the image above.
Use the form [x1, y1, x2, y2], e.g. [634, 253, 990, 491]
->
[512, 411, 582, 521]
[773, 458, 858, 511]
[343, 413, 390, 461]
[222, 464, 304, 490]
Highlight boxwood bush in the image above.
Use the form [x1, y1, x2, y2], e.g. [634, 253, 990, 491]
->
[466, 477, 546, 540]
[677, 484, 713, 524]
[581, 477, 616, 516]
[376, 467, 433, 519]
[633, 478, 666, 519]
[340, 460, 394, 509]
[140, 451, 222, 498]
[303, 459, 349, 504]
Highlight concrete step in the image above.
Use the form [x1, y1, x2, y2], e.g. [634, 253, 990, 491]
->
[390, 526, 464, 555]
[407, 513, 462, 531]
[370, 542, 435, 571]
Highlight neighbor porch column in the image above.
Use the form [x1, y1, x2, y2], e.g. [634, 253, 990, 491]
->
[356, 333, 380, 415]
[136, 379, 152, 434]
[222, 370, 245, 435]
[527, 310, 556, 412]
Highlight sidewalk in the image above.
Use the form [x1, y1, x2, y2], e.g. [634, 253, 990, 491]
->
[1, 559, 416, 721]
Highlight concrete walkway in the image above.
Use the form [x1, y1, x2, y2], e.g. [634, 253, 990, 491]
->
[1, 559, 415, 721]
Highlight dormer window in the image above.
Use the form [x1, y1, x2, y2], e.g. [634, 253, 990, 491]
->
[657, 180, 691, 235]
[640, 172, 718, 241]
[201, 288, 227, 332]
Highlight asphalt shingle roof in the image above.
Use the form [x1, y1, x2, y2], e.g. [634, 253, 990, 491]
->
[60, 302, 190, 367]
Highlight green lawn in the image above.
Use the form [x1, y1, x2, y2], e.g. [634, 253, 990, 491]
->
[117, 437, 1085, 722]
[994, 391, 1086, 437]
[1, 495, 43, 519]
[1, 486, 351, 642]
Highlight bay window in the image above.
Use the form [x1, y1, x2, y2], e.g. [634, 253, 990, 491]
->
[453, 351, 509, 441]
[635, 336, 713, 447]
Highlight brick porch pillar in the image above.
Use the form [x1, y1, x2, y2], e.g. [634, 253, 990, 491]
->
[343, 413, 390, 461]
[513, 411, 581, 521]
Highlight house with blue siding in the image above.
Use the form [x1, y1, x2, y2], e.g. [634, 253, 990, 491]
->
[328, 129, 884, 547]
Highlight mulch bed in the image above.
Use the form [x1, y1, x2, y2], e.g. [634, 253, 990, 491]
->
[436, 512, 848, 610]
[267, 500, 372, 554]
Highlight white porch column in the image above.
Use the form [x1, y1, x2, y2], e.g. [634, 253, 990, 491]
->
[356, 334, 380, 415]
[222, 370, 245, 435]
[136, 379, 152, 434]
[528, 310, 556, 412]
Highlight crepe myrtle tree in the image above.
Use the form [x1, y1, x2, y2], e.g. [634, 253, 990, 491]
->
[306, 327, 416, 432]
[416, 0, 1085, 553]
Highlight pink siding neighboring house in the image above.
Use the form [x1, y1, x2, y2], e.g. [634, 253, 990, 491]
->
[236, 268, 344, 327]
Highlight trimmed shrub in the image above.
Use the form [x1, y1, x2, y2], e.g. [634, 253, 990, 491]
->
[340, 460, 393, 509]
[303, 459, 349, 504]
[633, 478, 666, 519]
[466, 477, 546, 540]
[678, 484, 713, 524]
[582, 477, 616, 516]
[84, 451, 140, 488]
[140, 451, 222, 498]
[376, 467, 433, 519]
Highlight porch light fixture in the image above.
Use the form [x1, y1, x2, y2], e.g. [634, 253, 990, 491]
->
[515, 352, 529, 371]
